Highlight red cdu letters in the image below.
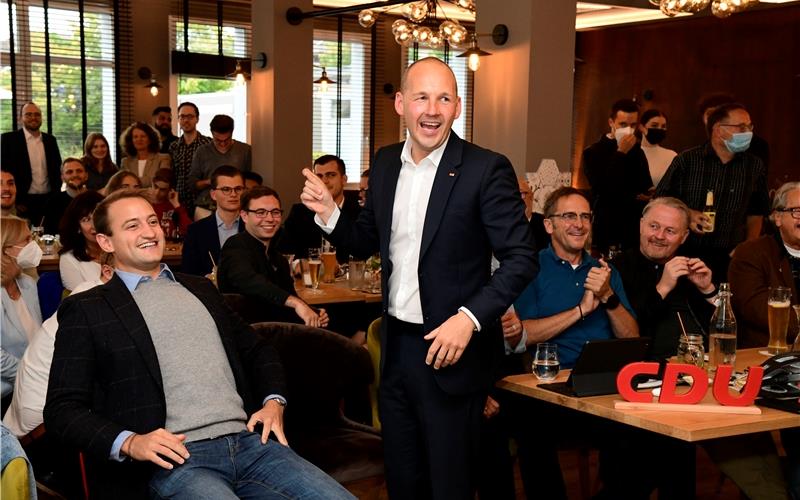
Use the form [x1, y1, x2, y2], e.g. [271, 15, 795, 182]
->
[713, 365, 764, 406]
[658, 364, 708, 404]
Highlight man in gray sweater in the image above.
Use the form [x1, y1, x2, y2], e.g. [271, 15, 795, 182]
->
[44, 190, 352, 499]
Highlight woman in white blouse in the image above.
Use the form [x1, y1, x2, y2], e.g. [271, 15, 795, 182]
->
[638, 109, 677, 189]
[119, 122, 170, 188]
[58, 191, 105, 292]
[1, 217, 42, 400]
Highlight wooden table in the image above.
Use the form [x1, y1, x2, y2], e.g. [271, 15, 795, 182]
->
[497, 348, 800, 442]
[37, 243, 184, 273]
[296, 279, 382, 306]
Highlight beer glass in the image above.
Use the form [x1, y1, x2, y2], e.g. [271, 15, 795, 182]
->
[305, 249, 323, 292]
[320, 242, 337, 283]
[767, 286, 792, 354]
[349, 258, 366, 289]
[533, 343, 559, 381]
[793, 305, 800, 351]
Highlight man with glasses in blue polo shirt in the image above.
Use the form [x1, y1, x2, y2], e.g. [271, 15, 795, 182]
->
[504, 186, 639, 499]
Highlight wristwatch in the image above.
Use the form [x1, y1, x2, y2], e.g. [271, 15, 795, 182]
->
[601, 294, 620, 310]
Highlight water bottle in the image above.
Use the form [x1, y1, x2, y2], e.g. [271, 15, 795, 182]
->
[708, 282, 736, 372]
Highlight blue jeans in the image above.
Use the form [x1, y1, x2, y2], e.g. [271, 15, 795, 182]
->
[148, 431, 354, 499]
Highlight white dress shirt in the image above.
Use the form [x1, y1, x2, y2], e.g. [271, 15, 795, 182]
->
[317, 133, 481, 329]
[23, 128, 50, 194]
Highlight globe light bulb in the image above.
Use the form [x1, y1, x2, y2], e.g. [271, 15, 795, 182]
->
[236, 72, 246, 86]
[358, 9, 376, 28]
[319, 80, 328, 93]
[149, 81, 159, 97]
[468, 53, 480, 72]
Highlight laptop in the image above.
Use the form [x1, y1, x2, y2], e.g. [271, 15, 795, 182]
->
[539, 337, 651, 397]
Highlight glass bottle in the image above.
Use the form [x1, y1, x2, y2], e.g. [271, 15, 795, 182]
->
[703, 190, 716, 233]
[708, 282, 736, 371]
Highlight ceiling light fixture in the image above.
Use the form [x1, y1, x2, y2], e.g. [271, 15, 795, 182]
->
[649, 0, 760, 18]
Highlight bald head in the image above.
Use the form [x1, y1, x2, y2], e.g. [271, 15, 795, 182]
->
[401, 57, 459, 96]
[518, 176, 533, 219]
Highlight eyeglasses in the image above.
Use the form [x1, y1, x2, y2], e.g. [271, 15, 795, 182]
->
[213, 186, 244, 195]
[550, 212, 593, 223]
[23, 112, 41, 118]
[177, 114, 197, 120]
[718, 123, 754, 132]
[775, 207, 800, 219]
[244, 208, 283, 219]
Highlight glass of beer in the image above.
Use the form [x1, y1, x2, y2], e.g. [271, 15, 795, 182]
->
[768, 286, 792, 354]
[320, 242, 337, 283]
[306, 249, 323, 291]
[532, 343, 559, 381]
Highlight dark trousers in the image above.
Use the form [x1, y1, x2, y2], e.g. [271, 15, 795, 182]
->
[380, 316, 486, 500]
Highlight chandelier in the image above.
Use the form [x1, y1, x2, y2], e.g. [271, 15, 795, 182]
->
[356, 0, 476, 49]
[649, 0, 759, 18]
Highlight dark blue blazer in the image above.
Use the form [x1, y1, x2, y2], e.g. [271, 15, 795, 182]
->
[328, 132, 538, 394]
[181, 213, 244, 276]
[1, 128, 62, 199]
[44, 272, 285, 499]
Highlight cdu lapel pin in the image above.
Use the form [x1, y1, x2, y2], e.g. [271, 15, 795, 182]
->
[448, 171, 456, 177]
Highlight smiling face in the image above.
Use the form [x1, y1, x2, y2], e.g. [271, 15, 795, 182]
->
[20, 103, 42, 133]
[79, 212, 97, 244]
[91, 138, 109, 160]
[639, 203, 690, 263]
[61, 160, 88, 190]
[395, 58, 461, 164]
[132, 127, 151, 153]
[775, 188, 800, 251]
[1, 171, 16, 211]
[544, 194, 591, 259]
[95, 196, 164, 276]
[241, 194, 282, 243]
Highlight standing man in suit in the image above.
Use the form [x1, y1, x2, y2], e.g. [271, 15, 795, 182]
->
[181, 165, 245, 277]
[1, 102, 62, 224]
[281, 154, 360, 262]
[44, 190, 353, 500]
[301, 57, 537, 499]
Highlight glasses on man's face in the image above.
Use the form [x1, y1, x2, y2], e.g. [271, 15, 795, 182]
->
[214, 186, 244, 196]
[244, 208, 283, 219]
[719, 123, 754, 133]
[550, 212, 593, 224]
[23, 112, 42, 118]
[177, 114, 197, 120]
[776, 207, 800, 220]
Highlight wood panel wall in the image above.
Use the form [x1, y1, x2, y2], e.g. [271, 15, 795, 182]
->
[572, 6, 800, 193]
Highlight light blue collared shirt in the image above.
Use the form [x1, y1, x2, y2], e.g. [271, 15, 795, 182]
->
[109, 264, 285, 462]
[216, 212, 240, 249]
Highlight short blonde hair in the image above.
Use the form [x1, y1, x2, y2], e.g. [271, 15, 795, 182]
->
[1, 216, 31, 285]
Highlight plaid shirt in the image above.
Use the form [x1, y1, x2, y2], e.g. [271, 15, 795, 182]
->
[169, 133, 212, 211]
[655, 143, 768, 251]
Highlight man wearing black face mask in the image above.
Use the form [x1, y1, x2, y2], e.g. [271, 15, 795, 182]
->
[655, 102, 769, 282]
[583, 98, 653, 256]
[638, 109, 676, 189]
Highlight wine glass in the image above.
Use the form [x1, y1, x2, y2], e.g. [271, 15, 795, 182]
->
[533, 343, 560, 381]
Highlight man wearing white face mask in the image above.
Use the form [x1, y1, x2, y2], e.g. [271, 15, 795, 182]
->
[583, 98, 653, 256]
[656, 102, 769, 282]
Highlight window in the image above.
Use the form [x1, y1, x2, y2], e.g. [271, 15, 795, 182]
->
[2, 0, 119, 159]
[402, 46, 473, 142]
[312, 27, 371, 182]
[169, 15, 251, 141]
